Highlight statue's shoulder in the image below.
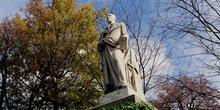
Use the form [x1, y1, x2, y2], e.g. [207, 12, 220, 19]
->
[112, 22, 122, 27]
[119, 22, 125, 25]
[119, 22, 126, 27]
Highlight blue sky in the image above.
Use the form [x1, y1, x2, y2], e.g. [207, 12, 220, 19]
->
[0, 0, 213, 75]
[0, 0, 91, 20]
[0, 0, 155, 20]
[1, 0, 219, 89]
[0, 0, 29, 20]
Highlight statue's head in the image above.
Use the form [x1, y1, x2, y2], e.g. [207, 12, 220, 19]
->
[107, 14, 116, 24]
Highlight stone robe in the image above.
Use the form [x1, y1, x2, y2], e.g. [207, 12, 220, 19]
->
[98, 22, 142, 94]
[124, 47, 143, 94]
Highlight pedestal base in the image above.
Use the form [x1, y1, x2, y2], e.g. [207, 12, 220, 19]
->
[99, 87, 145, 105]
[90, 87, 146, 110]
[91, 94, 146, 110]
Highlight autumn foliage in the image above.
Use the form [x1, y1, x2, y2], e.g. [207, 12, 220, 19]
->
[0, 0, 108, 109]
[150, 75, 220, 110]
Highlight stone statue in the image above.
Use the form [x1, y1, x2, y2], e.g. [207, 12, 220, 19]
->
[98, 14, 143, 94]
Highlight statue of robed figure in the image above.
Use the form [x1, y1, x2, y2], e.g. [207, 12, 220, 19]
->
[97, 14, 143, 94]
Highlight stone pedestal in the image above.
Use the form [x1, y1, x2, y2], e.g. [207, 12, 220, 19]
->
[99, 87, 145, 104]
[91, 87, 146, 110]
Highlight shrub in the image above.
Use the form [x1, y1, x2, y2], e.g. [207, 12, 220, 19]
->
[101, 102, 156, 110]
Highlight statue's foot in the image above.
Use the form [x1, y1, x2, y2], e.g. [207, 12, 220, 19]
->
[117, 81, 127, 89]
[121, 83, 127, 88]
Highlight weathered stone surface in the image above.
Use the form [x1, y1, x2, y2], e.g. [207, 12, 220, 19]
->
[93, 14, 147, 110]
[97, 14, 143, 94]
[99, 87, 145, 105]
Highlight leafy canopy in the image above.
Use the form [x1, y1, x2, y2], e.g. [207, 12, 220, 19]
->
[1, 0, 108, 109]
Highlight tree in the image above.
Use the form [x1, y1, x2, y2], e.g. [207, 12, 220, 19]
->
[101, 102, 156, 110]
[0, 18, 17, 109]
[156, 0, 220, 75]
[0, 0, 108, 109]
[150, 74, 220, 110]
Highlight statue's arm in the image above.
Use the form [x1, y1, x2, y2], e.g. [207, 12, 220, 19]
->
[120, 22, 129, 39]
[120, 22, 129, 50]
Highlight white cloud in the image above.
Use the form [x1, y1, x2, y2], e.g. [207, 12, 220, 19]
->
[129, 37, 172, 95]
[129, 37, 171, 75]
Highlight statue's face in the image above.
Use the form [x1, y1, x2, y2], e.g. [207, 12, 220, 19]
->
[107, 14, 116, 23]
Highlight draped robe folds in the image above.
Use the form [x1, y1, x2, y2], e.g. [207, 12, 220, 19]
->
[98, 22, 142, 93]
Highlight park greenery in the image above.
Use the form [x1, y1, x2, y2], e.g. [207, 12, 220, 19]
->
[101, 102, 156, 110]
[0, 0, 219, 109]
[0, 0, 108, 109]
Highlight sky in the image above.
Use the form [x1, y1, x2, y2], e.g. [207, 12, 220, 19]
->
[0, 0, 219, 89]
[0, 0, 96, 20]
[0, 0, 155, 20]
[0, 0, 29, 20]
